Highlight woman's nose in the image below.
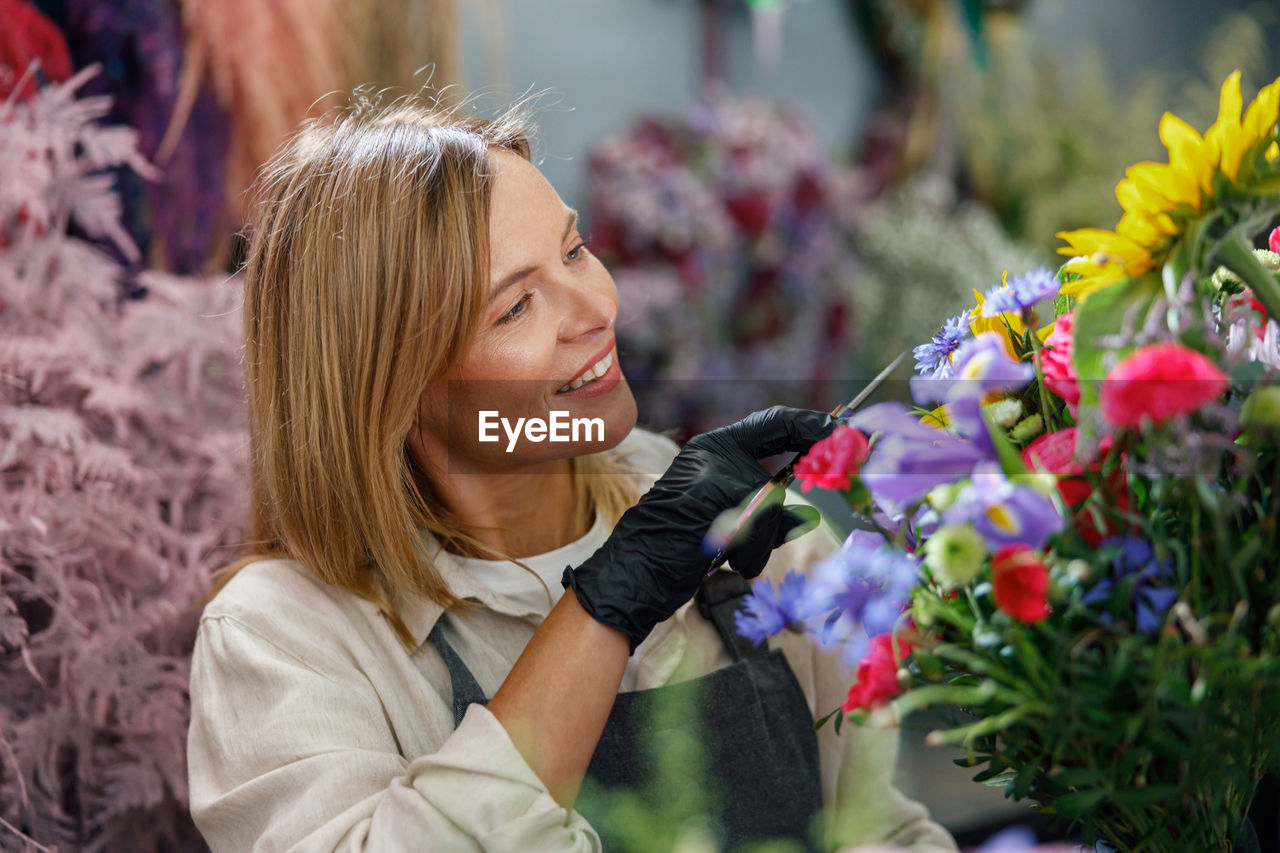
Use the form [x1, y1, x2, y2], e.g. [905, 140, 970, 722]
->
[555, 272, 615, 342]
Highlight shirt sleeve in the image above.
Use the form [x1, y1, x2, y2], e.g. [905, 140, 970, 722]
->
[187, 615, 600, 853]
[824, 717, 959, 852]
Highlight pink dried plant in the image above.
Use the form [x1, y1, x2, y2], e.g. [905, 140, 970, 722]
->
[1, 67, 247, 851]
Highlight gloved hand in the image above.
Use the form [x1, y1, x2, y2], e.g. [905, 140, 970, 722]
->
[562, 406, 835, 652]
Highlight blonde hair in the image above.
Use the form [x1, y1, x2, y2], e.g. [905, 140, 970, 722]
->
[217, 92, 642, 647]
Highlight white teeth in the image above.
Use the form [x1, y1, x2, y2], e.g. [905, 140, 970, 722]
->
[557, 351, 613, 393]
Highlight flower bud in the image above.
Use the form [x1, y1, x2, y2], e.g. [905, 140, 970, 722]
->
[982, 397, 1024, 428]
[1065, 559, 1094, 584]
[1241, 386, 1280, 435]
[921, 524, 988, 588]
[1010, 413, 1044, 443]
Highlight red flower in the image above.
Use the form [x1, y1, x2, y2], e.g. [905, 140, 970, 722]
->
[0, 0, 73, 102]
[1039, 312, 1080, 411]
[1101, 342, 1228, 429]
[1270, 226, 1280, 255]
[842, 633, 913, 713]
[1021, 428, 1129, 547]
[795, 425, 870, 493]
[991, 544, 1051, 624]
[725, 191, 773, 238]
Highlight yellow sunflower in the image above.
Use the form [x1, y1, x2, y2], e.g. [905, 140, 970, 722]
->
[1056, 70, 1280, 300]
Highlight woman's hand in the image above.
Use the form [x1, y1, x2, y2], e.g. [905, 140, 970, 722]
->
[562, 405, 835, 651]
[489, 406, 832, 807]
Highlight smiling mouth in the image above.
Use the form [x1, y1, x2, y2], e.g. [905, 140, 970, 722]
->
[556, 351, 614, 394]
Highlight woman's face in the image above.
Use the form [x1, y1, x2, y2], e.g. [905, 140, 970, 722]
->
[412, 151, 638, 474]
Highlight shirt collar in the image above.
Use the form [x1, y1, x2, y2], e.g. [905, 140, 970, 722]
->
[398, 531, 549, 646]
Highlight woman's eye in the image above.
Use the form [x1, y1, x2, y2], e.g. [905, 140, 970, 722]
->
[565, 241, 588, 262]
[497, 292, 532, 325]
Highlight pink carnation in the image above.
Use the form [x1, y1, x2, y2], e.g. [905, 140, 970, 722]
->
[842, 633, 912, 713]
[1101, 342, 1228, 429]
[1269, 225, 1280, 255]
[1039, 312, 1080, 411]
[794, 424, 870, 492]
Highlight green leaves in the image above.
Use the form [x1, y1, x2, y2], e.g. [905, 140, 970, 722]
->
[1050, 788, 1105, 817]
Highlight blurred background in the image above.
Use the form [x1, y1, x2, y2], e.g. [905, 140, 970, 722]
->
[2, 0, 1279, 849]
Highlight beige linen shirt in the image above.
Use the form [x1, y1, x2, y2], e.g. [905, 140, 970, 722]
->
[187, 427, 957, 852]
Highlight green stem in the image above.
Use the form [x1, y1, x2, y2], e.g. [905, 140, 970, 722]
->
[1026, 329, 1059, 434]
[1213, 231, 1280, 322]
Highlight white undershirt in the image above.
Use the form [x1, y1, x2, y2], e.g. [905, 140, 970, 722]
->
[452, 428, 682, 692]
[455, 510, 653, 690]
[454, 510, 609, 618]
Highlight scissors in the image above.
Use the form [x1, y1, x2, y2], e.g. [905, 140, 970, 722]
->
[705, 348, 911, 573]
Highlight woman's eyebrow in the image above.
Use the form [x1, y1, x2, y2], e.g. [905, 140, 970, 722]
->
[488, 208, 580, 301]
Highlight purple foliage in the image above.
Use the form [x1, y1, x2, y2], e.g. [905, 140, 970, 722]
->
[1, 70, 246, 851]
[57, 0, 231, 274]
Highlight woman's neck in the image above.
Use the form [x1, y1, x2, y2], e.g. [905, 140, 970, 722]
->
[439, 458, 591, 559]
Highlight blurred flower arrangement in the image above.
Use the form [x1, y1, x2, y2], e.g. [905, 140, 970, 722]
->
[841, 174, 1045, 377]
[586, 91, 1048, 432]
[585, 96, 862, 437]
[734, 71, 1280, 851]
[0, 68, 246, 850]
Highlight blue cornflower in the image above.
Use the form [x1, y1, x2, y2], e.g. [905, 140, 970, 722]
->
[911, 331, 1036, 409]
[913, 310, 972, 379]
[981, 267, 1060, 317]
[1081, 536, 1179, 634]
[804, 531, 919, 665]
[734, 570, 816, 646]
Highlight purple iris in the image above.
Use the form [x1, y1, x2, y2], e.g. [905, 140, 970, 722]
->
[802, 530, 919, 665]
[936, 396, 998, 457]
[849, 403, 990, 517]
[981, 267, 1060, 317]
[734, 570, 817, 646]
[913, 310, 971, 379]
[911, 332, 1036, 408]
[943, 463, 1066, 550]
[1081, 536, 1179, 634]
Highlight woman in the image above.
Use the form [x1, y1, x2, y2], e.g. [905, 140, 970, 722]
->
[186, 94, 958, 853]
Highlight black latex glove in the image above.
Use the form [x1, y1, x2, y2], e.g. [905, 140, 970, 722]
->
[561, 406, 835, 652]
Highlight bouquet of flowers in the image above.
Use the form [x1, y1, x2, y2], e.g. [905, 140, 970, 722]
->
[734, 70, 1280, 852]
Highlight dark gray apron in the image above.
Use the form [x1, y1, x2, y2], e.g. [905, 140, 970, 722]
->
[427, 570, 824, 852]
